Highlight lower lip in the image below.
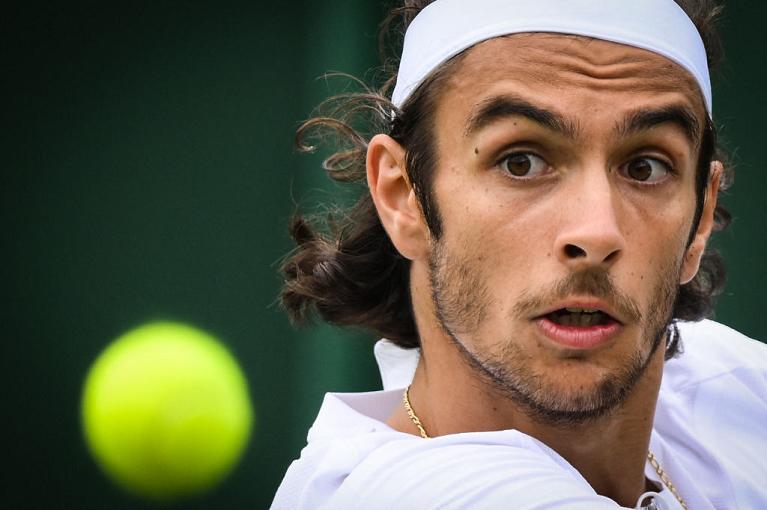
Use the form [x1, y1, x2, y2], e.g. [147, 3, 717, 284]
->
[535, 318, 621, 350]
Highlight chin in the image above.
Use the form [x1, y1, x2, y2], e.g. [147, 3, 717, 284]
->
[475, 345, 651, 426]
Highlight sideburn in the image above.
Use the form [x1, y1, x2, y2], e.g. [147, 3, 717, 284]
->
[428, 240, 490, 338]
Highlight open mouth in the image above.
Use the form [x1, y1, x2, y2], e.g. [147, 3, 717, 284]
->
[545, 307, 616, 327]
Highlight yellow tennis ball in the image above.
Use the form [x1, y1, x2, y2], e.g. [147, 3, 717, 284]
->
[81, 321, 253, 501]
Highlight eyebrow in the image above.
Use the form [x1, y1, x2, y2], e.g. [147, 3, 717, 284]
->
[464, 95, 702, 147]
[616, 105, 702, 146]
[464, 95, 580, 139]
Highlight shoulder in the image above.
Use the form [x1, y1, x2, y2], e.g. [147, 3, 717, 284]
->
[273, 391, 620, 510]
[656, 320, 767, 507]
[660, 319, 767, 424]
[676, 319, 765, 358]
[664, 319, 767, 391]
[271, 391, 403, 509]
[326, 431, 621, 510]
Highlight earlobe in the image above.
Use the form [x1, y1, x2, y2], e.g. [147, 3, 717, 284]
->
[366, 134, 429, 260]
[680, 161, 723, 284]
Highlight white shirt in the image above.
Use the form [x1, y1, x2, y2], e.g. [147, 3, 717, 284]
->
[272, 320, 767, 509]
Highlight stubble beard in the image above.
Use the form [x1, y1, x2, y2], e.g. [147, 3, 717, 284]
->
[427, 241, 681, 427]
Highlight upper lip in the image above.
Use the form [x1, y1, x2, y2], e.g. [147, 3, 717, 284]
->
[534, 298, 624, 325]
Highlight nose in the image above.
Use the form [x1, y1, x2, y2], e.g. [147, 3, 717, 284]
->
[554, 175, 625, 269]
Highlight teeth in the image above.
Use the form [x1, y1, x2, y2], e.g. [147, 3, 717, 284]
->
[555, 311, 605, 327]
[564, 307, 599, 313]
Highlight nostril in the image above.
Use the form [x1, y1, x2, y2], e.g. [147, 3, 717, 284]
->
[564, 244, 586, 259]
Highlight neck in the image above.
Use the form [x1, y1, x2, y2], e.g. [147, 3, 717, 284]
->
[390, 345, 663, 506]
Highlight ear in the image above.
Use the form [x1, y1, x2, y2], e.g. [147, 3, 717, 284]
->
[680, 161, 723, 284]
[366, 134, 429, 261]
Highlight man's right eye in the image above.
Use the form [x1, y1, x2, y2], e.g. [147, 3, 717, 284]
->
[499, 152, 549, 178]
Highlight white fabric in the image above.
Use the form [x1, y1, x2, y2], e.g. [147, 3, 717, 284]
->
[391, 0, 713, 116]
[272, 320, 767, 509]
[374, 339, 419, 391]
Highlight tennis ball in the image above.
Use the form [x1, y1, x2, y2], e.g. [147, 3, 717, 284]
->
[81, 321, 253, 501]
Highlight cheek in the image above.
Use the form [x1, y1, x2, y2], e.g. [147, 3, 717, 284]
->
[438, 182, 553, 307]
[617, 207, 692, 306]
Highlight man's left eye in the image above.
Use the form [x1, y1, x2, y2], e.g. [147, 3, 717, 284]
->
[620, 157, 672, 183]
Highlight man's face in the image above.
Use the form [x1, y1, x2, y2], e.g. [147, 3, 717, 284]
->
[426, 34, 709, 424]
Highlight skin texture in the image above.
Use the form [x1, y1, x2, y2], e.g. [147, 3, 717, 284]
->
[367, 34, 721, 506]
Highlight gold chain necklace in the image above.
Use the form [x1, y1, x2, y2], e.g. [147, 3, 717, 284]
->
[402, 385, 688, 509]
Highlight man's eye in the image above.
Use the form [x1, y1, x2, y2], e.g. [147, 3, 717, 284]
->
[621, 157, 672, 183]
[499, 152, 548, 178]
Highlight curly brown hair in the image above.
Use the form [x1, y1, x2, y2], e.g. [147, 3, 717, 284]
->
[281, 0, 733, 358]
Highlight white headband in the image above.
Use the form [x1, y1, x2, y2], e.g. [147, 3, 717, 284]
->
[391, 0, 713, 116]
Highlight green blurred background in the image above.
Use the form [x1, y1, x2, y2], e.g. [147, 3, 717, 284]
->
[3, 2, 765, 508]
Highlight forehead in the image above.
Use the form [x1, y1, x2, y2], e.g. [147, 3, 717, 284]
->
[438, 33, 706, 128]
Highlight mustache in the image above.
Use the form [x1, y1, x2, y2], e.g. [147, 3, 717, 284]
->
[513, 267, 643, 324]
